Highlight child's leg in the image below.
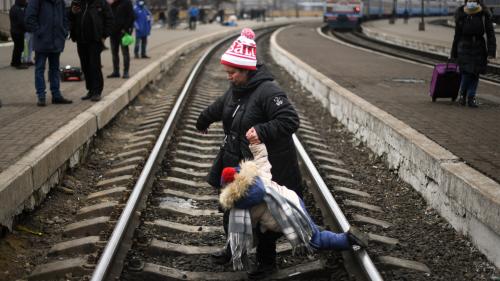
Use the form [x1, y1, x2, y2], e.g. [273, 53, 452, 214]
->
[310, 230, 351, 251]
[298, 198, 351, 250]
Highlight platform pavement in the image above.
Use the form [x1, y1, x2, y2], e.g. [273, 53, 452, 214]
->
[0, 20, 277, 173]
[273, 23, 500, 267]
[0, 24, 225, 173]
[362, 17, 500, 64]
[0, 18, 311, 229]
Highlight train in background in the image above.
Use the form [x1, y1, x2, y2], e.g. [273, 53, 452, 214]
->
[484, 0, 500, 22]
[324, 0, 461, 30]
[324, 0, 364, 29]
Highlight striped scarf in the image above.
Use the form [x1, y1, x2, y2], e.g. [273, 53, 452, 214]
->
[227, 186, 315, 270]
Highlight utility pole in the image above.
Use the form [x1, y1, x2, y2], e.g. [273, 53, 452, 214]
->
[389, 0, 396, 24]
[367, 0, 371, 18]
[419, 0, 425, 30]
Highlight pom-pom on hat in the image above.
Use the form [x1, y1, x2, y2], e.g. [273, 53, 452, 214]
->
[221, 167, 238, 186]
[220, 28, 257, 70]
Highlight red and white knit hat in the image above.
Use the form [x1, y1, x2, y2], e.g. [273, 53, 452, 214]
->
[220, 28, 257, 70]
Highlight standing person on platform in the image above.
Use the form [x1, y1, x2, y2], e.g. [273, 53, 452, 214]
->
[195, 28, 303, 280]
[218, 8, 225, 24]
[69, 0, 113, 102]
[25, 0, 73, 106]
[168, 5, 178, 29]
[108, 0, 134, 79]
[133, 0, 151, 59]
[158, 10, 166, 27]
[187, 5, 199, 30]
[9, 0, 28, 69]
[451, 0, 496, 107]
[199, 7, 205, 23]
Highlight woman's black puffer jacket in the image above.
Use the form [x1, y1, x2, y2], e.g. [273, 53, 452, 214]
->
[196, 64, 303, 197]
[451, 6, 496, 74]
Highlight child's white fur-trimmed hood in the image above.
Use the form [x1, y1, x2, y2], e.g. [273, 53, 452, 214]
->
[219, 160, 259, 210]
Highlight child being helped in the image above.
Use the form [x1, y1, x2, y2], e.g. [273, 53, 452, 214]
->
[219, 142, 369, 270]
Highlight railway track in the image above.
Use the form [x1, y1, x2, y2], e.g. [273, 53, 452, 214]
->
[328, 27, 500, 84]
[25, 27, 447, 281]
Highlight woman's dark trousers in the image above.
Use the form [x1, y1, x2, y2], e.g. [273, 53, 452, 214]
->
[134, 36, 148, 57]
[189, 16, 197, 30]
[10, 32, 24, 66]
[256, 229, 282, 266]
[222, 211, 281, 266]
[110, 34, 130, 75]
[77, 42, 104, 96]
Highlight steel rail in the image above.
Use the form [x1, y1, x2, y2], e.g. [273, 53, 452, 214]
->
[293, 134, 384, 281]
[90, 34, 232, 281]
[332, 27, 500, 80]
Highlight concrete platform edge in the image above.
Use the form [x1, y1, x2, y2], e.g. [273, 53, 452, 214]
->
[271, 26, 500, 268]
[0, 20, 306, 231]
[361, 23, 450, 57]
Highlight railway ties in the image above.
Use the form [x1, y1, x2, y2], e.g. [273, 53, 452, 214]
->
[27, 26, 440, 281]
[121, 52, 331, 281]
[28, 86, 181, 281]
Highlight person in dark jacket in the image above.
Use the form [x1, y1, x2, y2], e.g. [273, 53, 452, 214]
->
[196, 28, 302, 280]
[168, 5, 178, 29]
[70, 0, 113, 101]
[9, 0, 28, 69]
[158, 10, 166, 27]
[25, 0, 73, 106]
[107, 0, 134, 79]
[451, 0, 496, 107]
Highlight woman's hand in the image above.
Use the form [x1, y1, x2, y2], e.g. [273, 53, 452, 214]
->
[246, 127, 261, 144]
[71, 4, 81, 14]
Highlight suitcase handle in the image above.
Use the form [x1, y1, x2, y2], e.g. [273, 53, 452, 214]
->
[445, 59, 458, 72]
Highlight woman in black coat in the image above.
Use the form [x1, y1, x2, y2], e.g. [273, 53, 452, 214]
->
[196, 64, 302, 195]
[451, 0, 496, 107]
[196, 28, 302, 280]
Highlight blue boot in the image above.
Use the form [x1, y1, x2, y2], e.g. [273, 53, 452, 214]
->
[347, 226, 369, 248]
[310, 227, 369, 250]
[310, 230, 351, 251]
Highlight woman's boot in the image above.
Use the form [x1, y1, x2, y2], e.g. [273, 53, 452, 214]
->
[468, 96, 478, 108]
[458, 91, 466, 106]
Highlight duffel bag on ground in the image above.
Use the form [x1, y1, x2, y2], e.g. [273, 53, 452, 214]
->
[60, 65, 84, 82]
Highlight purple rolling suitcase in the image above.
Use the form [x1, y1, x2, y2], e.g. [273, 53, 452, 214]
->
[429, 63, 461, 102]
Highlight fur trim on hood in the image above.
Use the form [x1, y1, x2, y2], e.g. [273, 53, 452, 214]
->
[219, 161, 259, 210]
